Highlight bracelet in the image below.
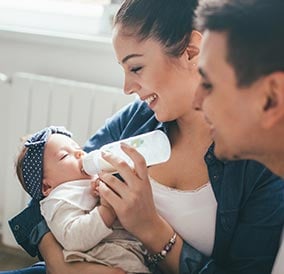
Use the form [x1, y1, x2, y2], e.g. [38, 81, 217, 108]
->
[146, 231, 177, 267]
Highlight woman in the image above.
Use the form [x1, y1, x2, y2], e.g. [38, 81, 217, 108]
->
[7, 0, 284, 273]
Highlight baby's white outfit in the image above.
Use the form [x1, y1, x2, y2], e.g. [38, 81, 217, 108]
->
[40, 179, 150, 273]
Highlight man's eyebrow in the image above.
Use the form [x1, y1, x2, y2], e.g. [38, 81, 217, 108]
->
[121, 54, 143, 64]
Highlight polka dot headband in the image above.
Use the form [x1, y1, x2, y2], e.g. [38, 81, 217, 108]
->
[22, 126, 72, 200]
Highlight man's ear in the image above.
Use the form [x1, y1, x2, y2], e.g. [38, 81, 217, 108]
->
[184, 30, 202, 63]
[42, 178, 53, 197]
[261, 72, 284, 129]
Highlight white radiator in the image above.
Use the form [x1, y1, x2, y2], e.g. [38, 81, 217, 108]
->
[0, 72, 134, 248]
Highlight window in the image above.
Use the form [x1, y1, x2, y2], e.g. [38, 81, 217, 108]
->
[0, 0, 121, 38]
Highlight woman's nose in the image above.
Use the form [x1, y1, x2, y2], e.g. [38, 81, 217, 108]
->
[123, 77, 140, 95]
[193, 85, 205, 111]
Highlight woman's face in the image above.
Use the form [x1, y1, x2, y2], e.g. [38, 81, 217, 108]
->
[112, 25, 201, 122]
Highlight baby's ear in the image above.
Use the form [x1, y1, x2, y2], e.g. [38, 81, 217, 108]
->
[42, 179, 53, 197]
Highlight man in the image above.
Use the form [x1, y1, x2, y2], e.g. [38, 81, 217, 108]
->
[193, 1, 284, 273]
[193, 0, 284, 177]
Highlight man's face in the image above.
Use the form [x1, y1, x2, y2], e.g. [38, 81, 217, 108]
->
[193, 30, 263, 161]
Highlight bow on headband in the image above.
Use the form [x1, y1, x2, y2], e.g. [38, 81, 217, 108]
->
[22, 126, 72, 200]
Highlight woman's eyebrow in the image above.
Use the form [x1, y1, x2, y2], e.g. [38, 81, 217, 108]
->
[122, 53, 143, 64]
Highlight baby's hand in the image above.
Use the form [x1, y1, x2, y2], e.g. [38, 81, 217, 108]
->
[92, 177, 117, 227]
[99, 194, 112, 208]
[98, 200, 116, 228]
[90, 176, 101, 198]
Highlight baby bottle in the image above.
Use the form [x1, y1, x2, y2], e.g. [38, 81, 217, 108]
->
[82, 130, 171, 175]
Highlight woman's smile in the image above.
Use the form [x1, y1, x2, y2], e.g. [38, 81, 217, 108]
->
[144, 93, 158, 107]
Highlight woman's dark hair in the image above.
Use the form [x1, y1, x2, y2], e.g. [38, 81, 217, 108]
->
[195, 0, 284, 87]
[114, 0, 199, 57]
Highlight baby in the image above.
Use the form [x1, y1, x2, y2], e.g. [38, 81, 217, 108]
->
[16, 126, 150, 274]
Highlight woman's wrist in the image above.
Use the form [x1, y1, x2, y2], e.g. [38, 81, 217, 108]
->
[139, 215, 174, 253]
[138, 216, 182, 274]
[147, 231, 177, 268]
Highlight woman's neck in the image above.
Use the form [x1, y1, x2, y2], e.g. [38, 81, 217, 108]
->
[149, 115, 212, 190]
[170, 113, 213, 150]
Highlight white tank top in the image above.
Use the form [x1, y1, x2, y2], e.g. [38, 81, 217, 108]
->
[150, 178, 217, 256]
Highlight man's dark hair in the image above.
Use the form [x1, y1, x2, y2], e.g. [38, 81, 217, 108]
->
[195, 0, 284, 87]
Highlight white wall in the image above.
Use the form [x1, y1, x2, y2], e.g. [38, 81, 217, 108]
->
[0, 30, 124, 86]
[0, 29, 124, 236]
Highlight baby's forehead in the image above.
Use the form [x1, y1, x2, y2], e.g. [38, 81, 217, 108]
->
[48, 133, 72, 142]
[46, 133, 76, 151]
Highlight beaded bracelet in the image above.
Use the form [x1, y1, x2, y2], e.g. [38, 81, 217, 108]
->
[146, 231, 177, 268]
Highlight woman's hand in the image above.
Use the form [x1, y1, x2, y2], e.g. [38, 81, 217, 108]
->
[96, 143, 172, 248]
[96, 143, 183, 273]
[40, 232, 125, 274]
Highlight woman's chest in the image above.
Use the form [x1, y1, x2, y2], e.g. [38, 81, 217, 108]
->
[148, 148, 209, 190]
[150, 178, 217, 256]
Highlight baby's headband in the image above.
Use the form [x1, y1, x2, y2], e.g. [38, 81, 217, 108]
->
[22, 126, 72, 200]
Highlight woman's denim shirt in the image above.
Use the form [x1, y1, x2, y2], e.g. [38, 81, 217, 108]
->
[9, 100, 284, 274]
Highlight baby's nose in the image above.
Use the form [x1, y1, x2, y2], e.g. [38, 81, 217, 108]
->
[75, 150, 85, 158]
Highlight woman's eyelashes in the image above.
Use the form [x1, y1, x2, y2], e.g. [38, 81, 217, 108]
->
[130, 66, 143, 74]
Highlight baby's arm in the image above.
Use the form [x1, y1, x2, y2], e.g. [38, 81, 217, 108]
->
[40, 232, 125, 274]
[98, 196, 116, 228]
[41, 201, 114, 252]
[91, 178, 116, 228]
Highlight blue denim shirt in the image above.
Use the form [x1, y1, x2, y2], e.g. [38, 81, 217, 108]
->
[9, 100, 284, 274]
